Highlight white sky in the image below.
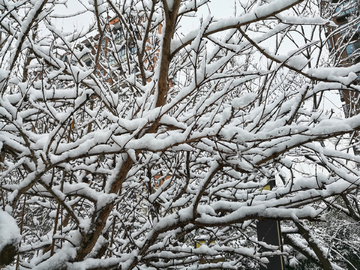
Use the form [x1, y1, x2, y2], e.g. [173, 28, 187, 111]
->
[180, 0, 237, 32]
[54, 0, 237, 33]
[52, 1, 91, 33]
[53, 0, 343, 115]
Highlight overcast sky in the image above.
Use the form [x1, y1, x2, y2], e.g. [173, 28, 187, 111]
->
[54, 0, 237, 34]
[52, 0, 342, 115]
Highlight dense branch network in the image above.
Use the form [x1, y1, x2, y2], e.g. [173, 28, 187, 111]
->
[0, 0, 360, 269]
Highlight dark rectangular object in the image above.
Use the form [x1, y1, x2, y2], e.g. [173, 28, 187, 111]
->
[257, 219, 284, 270]
[257, 180, 284, 270]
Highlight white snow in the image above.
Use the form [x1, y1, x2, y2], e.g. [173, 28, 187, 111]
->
[0, 210, 21, 251]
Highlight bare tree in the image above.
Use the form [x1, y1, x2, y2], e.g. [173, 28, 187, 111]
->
[1, 0, 360, 269]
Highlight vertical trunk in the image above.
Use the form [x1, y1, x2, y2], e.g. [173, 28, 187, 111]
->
[76, 0, 182, 264]
[75, 156, 133, 261]
[155, 0, 181, 108]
